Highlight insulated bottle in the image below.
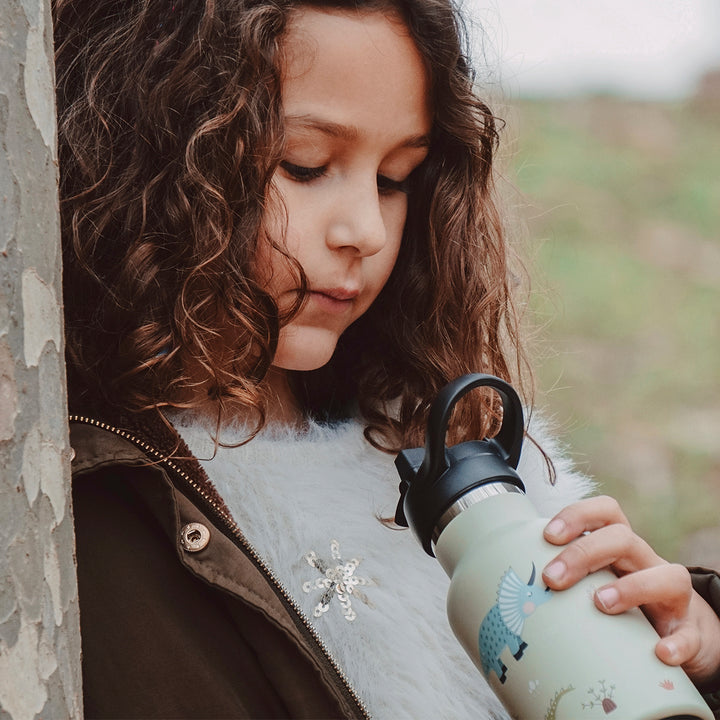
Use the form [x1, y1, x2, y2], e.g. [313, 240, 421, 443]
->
[394, 373, 713, 720]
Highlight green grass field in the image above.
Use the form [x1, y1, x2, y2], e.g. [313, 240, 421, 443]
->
[506, 96, 720, 566]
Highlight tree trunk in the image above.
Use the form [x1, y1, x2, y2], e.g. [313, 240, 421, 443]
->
[0, 0, 83, 717]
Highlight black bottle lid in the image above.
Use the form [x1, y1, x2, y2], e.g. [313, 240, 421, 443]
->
[394, 374, 526, 556]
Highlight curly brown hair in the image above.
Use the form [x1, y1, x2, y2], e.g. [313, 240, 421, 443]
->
[54, 0, 531, 451]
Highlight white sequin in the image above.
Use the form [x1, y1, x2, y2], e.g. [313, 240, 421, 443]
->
[302, 539, 376, 621]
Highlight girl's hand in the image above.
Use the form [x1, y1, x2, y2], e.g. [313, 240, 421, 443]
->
[541, 495, 720, 687]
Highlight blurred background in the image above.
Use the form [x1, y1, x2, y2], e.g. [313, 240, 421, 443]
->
[466, 0, 720, 567]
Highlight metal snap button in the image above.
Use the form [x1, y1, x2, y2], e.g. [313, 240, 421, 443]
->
[180, 522, 210, 552]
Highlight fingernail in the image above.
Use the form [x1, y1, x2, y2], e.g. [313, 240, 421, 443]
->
[663, 639, 679, 662]
[543, 560, 566, 583]
[545, 518, 566, 538]
[595, 586, 620, 611]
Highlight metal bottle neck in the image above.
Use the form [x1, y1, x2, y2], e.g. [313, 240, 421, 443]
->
[431, 481, 524, 547]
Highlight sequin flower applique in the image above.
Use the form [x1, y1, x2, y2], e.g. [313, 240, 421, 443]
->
[302, 539, 376, 621]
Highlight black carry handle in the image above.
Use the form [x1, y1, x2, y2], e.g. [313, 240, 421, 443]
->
[395, 374, 526, 555]
[421, 373, 524, 480]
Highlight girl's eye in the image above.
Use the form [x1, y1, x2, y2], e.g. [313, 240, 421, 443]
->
[280, 161, 411, 195]
[280, 161, 326, 182]
[377, 174, 410, 196]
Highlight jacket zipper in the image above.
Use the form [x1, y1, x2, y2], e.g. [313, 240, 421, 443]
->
[69, 414, 371, 720]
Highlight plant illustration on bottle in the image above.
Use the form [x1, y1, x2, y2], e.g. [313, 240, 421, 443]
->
[582, 680, 617, 713]
[544, 685, 575, 720]
[478, 563, 552, 683]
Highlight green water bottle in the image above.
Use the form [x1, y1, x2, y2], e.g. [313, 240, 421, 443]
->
[395, 373, 714, 720]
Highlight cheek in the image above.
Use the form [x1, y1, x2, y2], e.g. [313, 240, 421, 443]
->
[252, 232, 291, 292]
[267, 179, 315, 262]
[388, 199, 408, 236]
[365, 226, 403, 300]
[258, 182, 306, 288]
[380, 197, 407, 266]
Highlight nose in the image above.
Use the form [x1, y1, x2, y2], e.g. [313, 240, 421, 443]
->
[325, 177, 388, 257]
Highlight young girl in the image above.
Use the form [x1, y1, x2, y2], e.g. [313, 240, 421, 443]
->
[54, 0, 720, 717]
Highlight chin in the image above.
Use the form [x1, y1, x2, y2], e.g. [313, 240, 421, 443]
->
[273, 325, 341, 372]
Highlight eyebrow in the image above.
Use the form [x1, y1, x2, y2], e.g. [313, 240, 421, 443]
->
[284, 114, 431, 149]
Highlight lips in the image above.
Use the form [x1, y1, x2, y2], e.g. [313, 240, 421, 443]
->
[306, 286, 360, 314]
[312, 287, 360, 301]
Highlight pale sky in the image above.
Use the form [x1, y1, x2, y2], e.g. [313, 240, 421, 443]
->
[464, 0, 720, 99]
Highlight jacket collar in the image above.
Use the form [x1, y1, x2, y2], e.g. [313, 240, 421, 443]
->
[69, 403, 233, 521]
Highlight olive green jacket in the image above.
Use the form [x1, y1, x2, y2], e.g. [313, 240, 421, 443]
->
[70, 410, 720, 719]
[71, 411, 369, 719]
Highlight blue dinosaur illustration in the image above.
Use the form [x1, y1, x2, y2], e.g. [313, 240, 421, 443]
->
[478, 563, 552, 684]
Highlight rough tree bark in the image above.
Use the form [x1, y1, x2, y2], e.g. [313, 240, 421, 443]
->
[0, 0, 83, 717]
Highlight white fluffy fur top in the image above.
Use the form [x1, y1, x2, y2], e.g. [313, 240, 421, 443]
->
[171, 415, 594, 720]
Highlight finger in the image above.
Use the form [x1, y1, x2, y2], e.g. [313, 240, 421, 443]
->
[593, 563, 691, 619]
[542, 523, 660, 589]
[544, 495, 630, 546]
[594, 569, 720, 681]
[675, 593, 720, 684]
[655, 622, 702, 668]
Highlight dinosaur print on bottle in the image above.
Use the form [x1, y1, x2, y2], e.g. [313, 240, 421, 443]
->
[478, 563, 552, 684]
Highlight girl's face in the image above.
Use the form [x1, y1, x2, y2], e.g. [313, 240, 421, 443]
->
[263, 7, 432, 372]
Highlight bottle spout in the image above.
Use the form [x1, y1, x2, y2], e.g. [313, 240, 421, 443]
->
[394, 374, 526, 555]
[394, 447, 425, 527]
